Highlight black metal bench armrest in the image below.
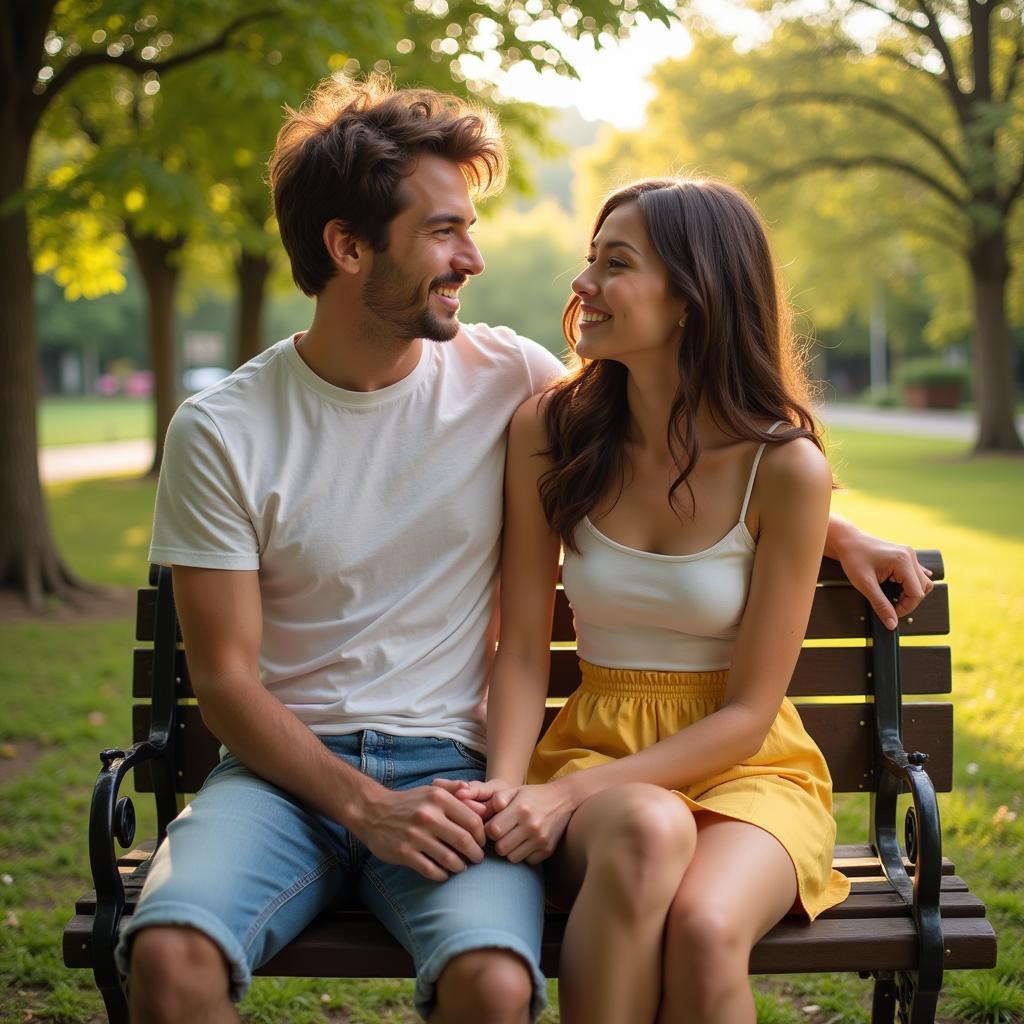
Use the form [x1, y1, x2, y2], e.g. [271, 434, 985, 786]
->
[869, 587, 945, 998]
[87, 738, 167, 1024]
[85, 565, 182, 1024]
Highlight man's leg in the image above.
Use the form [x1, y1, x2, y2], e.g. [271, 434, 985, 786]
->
[118, 751, 356, 1024]
[355, 734, 546, 1024]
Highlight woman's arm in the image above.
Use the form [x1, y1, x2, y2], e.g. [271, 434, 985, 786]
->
[486, 436, 833, 862]
[484, 393, 563, 788]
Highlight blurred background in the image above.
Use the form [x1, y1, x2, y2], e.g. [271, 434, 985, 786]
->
[2, 2, 1023, 1022]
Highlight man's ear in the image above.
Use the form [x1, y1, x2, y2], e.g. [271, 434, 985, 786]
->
[323, 220, 369, 276]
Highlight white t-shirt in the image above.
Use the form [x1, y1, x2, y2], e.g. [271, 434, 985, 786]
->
[150, 325, 565, 751]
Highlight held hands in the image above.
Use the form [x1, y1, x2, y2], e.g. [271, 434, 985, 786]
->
[353, 783, 486, 882]
[832, 524, 934, 630]
[437, 777, 576, 864]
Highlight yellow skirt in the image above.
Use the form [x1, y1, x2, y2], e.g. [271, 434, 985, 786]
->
[527, 660, 850, 921]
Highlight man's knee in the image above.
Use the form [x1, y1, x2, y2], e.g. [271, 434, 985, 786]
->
[434, 948, 535, 1024]
[128, 926, 232, 1023]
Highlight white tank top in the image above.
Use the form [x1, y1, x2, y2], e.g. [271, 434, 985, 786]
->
[561, 422, 784, 672]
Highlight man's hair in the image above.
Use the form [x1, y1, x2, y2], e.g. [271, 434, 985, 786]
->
[268, 74, 506, 296]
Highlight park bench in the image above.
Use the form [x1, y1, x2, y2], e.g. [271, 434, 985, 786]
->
[64, 553, 996, 1024]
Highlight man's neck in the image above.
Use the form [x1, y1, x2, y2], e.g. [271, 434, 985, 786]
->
[297, 305, 424, 392]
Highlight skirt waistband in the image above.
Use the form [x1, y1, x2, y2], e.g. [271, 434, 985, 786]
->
[579, 659, 729, 698]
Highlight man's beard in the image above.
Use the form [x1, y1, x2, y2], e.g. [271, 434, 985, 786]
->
[362, 251, 461, 343]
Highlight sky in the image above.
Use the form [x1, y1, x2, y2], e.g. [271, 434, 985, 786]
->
[472, 1, 768, 129]
[465, 0, 890, 130]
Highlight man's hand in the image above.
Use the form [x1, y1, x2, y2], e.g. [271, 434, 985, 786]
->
[480, 782, 576, 865]
[353, 785, 487, 882]
[435, 777, 519, 821]
[828, 520, 934, 630]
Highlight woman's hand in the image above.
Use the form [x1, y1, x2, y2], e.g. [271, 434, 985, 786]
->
[433, 777, 519, 820]
[483, 781, 577, 864]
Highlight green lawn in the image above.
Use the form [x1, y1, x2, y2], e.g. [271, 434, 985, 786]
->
[39, 397, 153, 447]
[1, 429, 1022, 1023]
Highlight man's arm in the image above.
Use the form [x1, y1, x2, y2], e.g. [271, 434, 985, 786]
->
[172, 565, 486, 882]
[824, 514, 934, 630]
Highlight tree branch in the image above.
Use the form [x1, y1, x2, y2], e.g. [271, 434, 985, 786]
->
[743, 90, 969, 185]
[755, 153, 969, 210]
[850, 0, 969, 120]
[28, 8, 278, 130]
[898, 217, 968, 255]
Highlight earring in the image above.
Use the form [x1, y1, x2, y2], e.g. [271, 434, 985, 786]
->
[678, 317, 686, 327]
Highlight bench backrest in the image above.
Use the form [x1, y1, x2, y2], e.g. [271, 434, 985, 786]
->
[131, 553, 952, 797]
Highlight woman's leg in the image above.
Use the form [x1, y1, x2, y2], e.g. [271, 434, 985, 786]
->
[551, 783, 697, 1024]
[657, 817, 798, 1024]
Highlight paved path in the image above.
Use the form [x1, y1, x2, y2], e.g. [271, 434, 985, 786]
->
[40, 438, 154, 484]
[820, 404, 1021, 441]
[38, 405, 1022, 484]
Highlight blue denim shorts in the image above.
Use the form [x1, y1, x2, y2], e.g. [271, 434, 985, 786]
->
[115, 731, 546, 1020]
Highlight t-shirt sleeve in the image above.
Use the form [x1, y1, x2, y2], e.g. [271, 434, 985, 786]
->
[519, 336, 568, 394]
[148, 402, 260, 570]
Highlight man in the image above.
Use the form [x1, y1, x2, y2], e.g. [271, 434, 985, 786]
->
[117, 75, 932, 1024]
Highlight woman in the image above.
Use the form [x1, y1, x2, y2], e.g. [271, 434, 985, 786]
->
[456, 177, 851, 1024]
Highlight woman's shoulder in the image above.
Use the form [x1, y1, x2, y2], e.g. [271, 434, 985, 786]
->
[757, 428, 832, 504]
[509, 390, 554, 456]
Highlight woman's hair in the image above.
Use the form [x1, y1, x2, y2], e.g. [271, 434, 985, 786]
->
[540, 176, 822, 551]
[268, 74, 506, 296]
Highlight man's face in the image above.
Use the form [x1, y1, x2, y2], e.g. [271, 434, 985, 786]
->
[362, 154, 485, 342]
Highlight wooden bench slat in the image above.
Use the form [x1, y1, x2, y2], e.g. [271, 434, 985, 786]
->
[135, 552, 948, 643]
[552, 584, 950, 644]
[73, 870, 982, 918]
[133, 643, 954, 701]
[546, 646, 952, 699]
[63, 911, 995, 976]
[133, 702, 953, 796]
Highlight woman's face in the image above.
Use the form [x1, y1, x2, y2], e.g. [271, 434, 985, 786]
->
[571, 201, 687, 365]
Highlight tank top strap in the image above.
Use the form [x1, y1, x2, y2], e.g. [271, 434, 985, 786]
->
[738, 420, 787, 524]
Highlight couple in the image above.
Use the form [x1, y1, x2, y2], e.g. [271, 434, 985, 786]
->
[118, 75, 933, 1024]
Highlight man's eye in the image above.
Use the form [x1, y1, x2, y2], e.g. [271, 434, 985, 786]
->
[435, 228, 454, 237]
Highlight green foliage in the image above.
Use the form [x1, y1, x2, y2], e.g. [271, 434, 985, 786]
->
[945, 974, 1024, 1023]
[26, 0, 678, 305]
[893, 356, 971, 388]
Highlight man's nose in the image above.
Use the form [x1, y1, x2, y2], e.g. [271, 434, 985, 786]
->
[455, 236, 485, 277]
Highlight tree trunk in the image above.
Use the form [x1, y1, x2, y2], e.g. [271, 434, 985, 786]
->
[968, 234, 1023, 452]
[0, 122, 87, 606]
[234, 250, 271, 366]
[126, 228, 185, 476]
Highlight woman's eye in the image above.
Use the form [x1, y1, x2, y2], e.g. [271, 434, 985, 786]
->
[608, 258, 626, 269]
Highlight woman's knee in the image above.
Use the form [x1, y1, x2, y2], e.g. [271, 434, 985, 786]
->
[581, 785, 696, 909]
[664, 892, 750, 986]
[434, 948, 534, 1024]
[128, 926, 231, 1023]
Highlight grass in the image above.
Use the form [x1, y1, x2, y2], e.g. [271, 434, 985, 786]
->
[39, 398, 153, 447]
[1, 428, 1022, 1023]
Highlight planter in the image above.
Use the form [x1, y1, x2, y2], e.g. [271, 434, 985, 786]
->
[902, 382, 964, 409]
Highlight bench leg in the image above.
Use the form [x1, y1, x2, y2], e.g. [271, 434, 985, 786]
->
[872, 972, 896, 1023]
[896, 971, 938, 1024]
[96, 979, 129, 1024]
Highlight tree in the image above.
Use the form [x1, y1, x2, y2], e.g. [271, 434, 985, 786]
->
[662, 3, 1023, 451]
[2, 0, 675, 607]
